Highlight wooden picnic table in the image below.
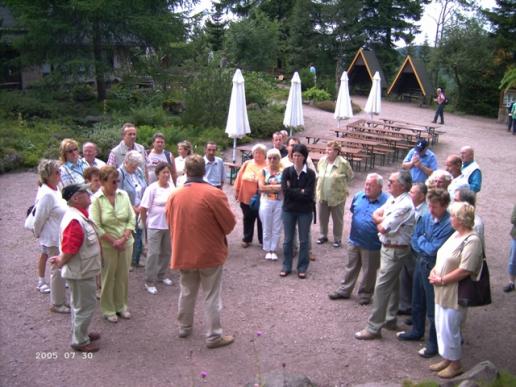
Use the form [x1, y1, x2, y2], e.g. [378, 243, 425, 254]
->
[335, 128, 411, 160]
[306, 143, 370, 171]
[347, 122, 428, 144]
[378, 117, 443, 144]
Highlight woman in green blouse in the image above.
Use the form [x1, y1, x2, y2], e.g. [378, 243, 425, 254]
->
[91, 166, 136, 323]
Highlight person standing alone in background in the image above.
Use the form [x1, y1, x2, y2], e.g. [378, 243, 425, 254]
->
[432, 88, 446, 125]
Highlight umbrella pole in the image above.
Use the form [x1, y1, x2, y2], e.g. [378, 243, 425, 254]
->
[289, 127, 292, 137]
[337, 119, 340, 129]
[232, 138, 237, 164]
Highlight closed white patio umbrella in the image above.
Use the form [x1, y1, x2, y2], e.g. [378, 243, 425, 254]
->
[225, 69, 251, 163]
[334, 71, 353, 128]
[283, 72, 304, 136]
[364, 71, 382, 120]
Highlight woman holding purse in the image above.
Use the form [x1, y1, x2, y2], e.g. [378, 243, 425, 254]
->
[428, 201, 483, 378]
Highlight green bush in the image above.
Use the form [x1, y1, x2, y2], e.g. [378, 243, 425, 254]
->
[298, 68, 316, 90]
[128, 105, 170, 127]
[0, 91, 56, 119]
[182, 66, 232, 128]
[72, 84, 97, 102]
[303, 87, 331, 103]
[248, 108, 283, 139]
[244, 71, 276, 108]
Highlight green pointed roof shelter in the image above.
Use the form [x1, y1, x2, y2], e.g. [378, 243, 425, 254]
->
[347, 48, 388, 92]
[387, 55, 433, 99]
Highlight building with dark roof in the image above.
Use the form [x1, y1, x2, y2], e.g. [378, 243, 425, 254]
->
[387, 55, 433, 104]
[347, 48, 388, 94]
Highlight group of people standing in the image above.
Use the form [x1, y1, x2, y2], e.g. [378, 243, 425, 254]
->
[26, 121, 512, 373]
[28, 123, 236, 352]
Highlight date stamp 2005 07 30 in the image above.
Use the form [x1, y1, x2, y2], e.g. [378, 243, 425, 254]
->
[35, 351, 94, 360]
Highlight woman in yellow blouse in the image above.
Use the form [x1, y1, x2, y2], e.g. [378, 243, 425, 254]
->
[316, 141, 353, 248]
[234, 144, 267, 248]
[428, 201, 483, 378]
[91, 166, 136, 323]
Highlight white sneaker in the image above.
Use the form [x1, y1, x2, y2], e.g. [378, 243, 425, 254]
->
[265, 253, 272, 260]
[37, 282, 51, 294]
[145, 284, 158, 295]
[270, 252, 278, 260]
[161, 278, 173, 286]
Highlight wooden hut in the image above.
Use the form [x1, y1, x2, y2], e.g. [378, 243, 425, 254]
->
[387, 55, 433, 105]
[347, 48, 387, 95]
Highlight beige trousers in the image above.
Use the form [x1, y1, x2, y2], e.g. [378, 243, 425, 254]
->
[68, 277, 97, 346]
[337, 242, 380, 302]
[367, 246, 411, 334]
[45, 246, 67, 306]
[177, 266, 223, 343]
[318, 200, 345, 241]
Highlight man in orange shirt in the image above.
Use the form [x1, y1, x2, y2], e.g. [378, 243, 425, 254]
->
[166, 154, 236, 349]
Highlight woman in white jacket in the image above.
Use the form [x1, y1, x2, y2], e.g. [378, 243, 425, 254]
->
[33, 159, 69, 313]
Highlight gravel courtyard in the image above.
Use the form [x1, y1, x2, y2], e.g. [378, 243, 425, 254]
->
[1, 97, 515, 386]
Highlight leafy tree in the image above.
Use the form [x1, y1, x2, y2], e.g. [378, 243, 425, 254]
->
[359, 0, 429, 79]
[437, 16, 498, 116]
[4, 0, 193, 100]
[284, 0, 319, 72]
[205, 2, 227, 52]
[483, 0, 516, 69]
[224, 9, 279, 72]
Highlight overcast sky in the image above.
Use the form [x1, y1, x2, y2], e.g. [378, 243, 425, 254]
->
[190, 0, 497, 47]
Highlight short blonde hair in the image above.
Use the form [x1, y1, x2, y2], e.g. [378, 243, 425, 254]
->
[450, 201, 475, 230]
[326, 141, 341, 153]
[252, 143, 267, 156]
[59, 138, 79, 163]
[37, 159, 60, 185]
[99, 165, 119, 182]
[266, 148, 281, 159]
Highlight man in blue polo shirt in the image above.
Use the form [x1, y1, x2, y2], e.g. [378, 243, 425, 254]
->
[203, 141, 225, 189]
[402, 139, 438, 184]
[396, 189, 454, 359]
[328, 173, 389, 305]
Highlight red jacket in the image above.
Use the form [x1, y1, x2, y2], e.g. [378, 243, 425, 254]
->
[166, 181, 236, 269]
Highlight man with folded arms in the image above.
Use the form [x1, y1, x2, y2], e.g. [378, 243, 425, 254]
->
[166, 154, 236, 349]
[50, 184, 102, 353]
[397, 189, 454, 359]
[328, 173, 388, 305]
[355, 171, 415, 340]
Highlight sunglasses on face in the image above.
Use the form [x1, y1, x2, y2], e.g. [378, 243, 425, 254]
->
[66, 148, 79, 153]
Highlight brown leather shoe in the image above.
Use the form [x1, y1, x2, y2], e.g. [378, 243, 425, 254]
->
[429, 359, 451, 372]
[354, 329, 381, 340]
[71, 342, 99, 353]
[206, 335, 234, 349]
[438, 364, 463, 379]
[88, 332, 101, 342]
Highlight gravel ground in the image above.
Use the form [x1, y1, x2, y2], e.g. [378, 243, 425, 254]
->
[1, 97, 515, 387]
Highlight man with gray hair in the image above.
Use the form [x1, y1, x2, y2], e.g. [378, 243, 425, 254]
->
[355, 170, 415, 340]
[445, 154, 469, 199]
[328, 173, 389, 305]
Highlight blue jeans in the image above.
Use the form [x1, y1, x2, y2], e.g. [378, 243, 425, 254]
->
[132, 226, 143, 266]
[282, 211, 312, 273]
[411, 257, 437, 353]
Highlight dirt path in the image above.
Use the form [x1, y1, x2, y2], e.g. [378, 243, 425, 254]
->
[1, 98, 515, 386]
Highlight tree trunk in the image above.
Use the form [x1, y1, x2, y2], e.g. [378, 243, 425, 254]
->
[93, 21, 107, 101]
